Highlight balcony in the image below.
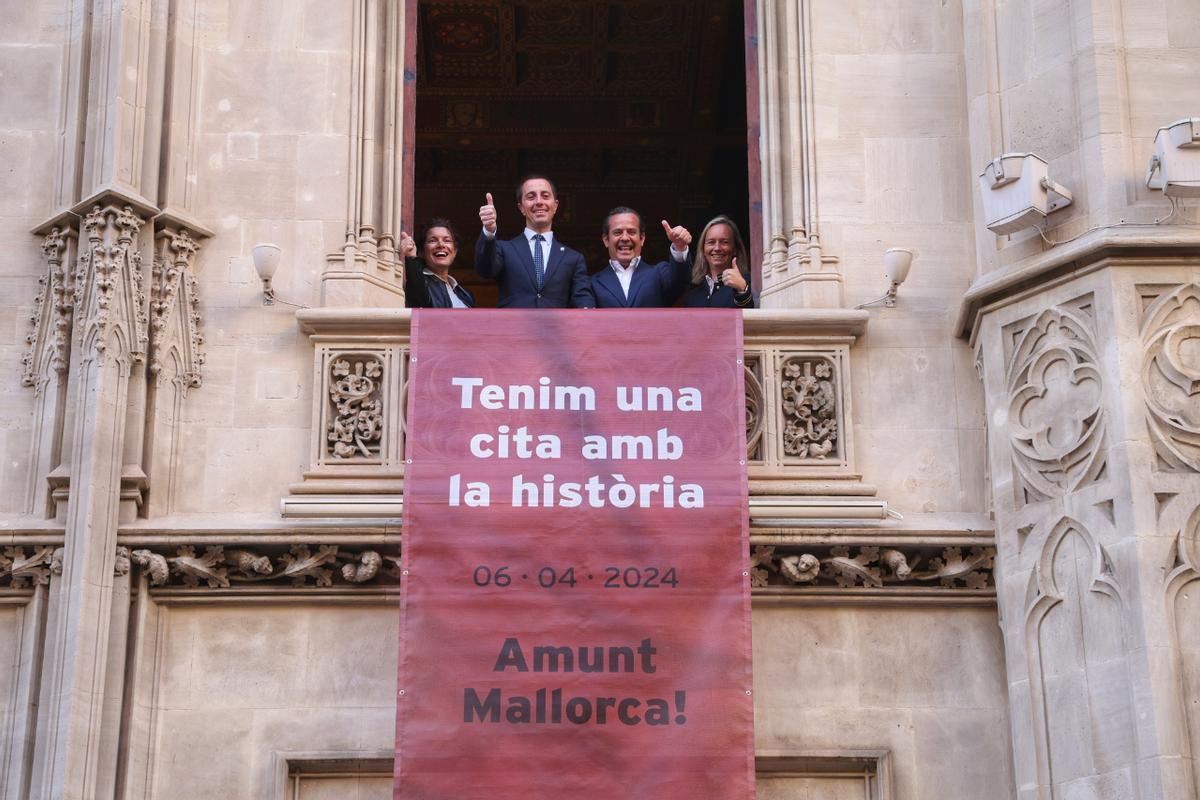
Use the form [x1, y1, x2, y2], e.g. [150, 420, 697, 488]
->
[283, 308, 889, 524]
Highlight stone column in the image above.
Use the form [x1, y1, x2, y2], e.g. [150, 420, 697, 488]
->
[29, 202, 151, 800]
[754, 0, 842, 309]
[961, 0, 1200, 789]
[21, 227, 77, 518]
[973, 263, 1200, 800]
[21, 0, 201, 791]
[322, 0, 411, 307]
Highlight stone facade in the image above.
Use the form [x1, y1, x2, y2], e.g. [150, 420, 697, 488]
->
[0, 1, 1196, 799]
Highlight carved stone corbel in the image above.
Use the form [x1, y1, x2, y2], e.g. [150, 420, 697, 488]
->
[21, 224, 80, 516]
[149, 226, 205, 390]
[141, 216, 211, 518]
[74, 204, 149, 366]
[22, 227, 76, 388]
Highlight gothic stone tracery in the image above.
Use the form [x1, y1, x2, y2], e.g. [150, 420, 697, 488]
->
[1005, 306, 1106, 503]
[1141, 283, 1200, 472]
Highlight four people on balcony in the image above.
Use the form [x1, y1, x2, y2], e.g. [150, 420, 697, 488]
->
[403, 174, 755, 309]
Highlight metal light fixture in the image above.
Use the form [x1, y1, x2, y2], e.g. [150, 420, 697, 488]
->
[855, 247, 914, 309]
[251, 243, 282, 305]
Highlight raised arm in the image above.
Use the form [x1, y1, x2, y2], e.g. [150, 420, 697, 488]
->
[661, 220, 693, 302]
[474, 192, 504, 280]
[474, 230, 503, 280]
[400, 231, 431, 309]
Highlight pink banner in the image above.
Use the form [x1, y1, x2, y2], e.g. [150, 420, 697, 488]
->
[396, 309, 754, 799]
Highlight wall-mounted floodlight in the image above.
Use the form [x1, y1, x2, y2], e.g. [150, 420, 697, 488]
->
[251, 243, 282, 305]
[1147, 118, 1200, 197]
[979, 153, 1073, 235]
[855, 247, 915, 309]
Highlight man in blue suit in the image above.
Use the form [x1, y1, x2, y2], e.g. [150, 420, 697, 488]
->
[474, 176, 592, 308]
[588, 207, 692, 308]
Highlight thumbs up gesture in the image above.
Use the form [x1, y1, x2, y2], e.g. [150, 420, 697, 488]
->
[721, 257, 749, 292]
[399, 230, 417, 259]
[662, 220, 691, 250]
[479, 192, 497, 234]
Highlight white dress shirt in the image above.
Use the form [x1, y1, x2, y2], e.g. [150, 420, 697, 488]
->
[481, 226, 554, 269]
[607, 246, 689, 299]
[523, 228, 553, 268]
[608, 257, 641, 298]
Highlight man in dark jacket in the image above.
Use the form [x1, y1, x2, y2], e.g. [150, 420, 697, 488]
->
[587, 207, 691, 308]
[474, 176, 592, 308]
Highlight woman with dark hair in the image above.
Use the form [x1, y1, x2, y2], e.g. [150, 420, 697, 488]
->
[683, 215, 754, 308]
[400, 218, 476, 308]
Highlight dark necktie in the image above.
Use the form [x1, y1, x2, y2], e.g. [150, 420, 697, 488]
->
[532, 234, 545, 290]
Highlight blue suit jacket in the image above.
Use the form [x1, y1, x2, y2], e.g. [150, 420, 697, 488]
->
[474, 232, 592, 308]
[589, 257, 691, 308]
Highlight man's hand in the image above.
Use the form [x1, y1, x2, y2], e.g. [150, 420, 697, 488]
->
[721, 257, 749, 292]
[661, 220, 691, 250]
[399, 230, 417, 259]
[480, 192, 497, 234]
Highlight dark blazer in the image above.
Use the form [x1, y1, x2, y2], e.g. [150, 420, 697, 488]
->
[682, 277, 754, 308]
[474, 231, 592, 308]
[589, 257, 691, 308]
[405, 258, 475, 308]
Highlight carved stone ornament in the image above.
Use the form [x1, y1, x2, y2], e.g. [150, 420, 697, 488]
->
[130, 544, 399, 589]
[1006, 307, 1105, 501]
[327, 355, 385, 460]
[745, 362, 765, 460]
[779, 356, 838, 459]
[0, 546, 56, 589]
[1168, 504, 1200, 586]
[21, 228, 73, 387]
[750, 543, 995, 590]
[114, 546, 131, 577]
[1141, 283, 1200, 472]
[149, 228, 205, 389]
[75, 204, 149, 364]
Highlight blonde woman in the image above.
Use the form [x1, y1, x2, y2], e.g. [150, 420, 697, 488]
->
[683, 215, 753, 308]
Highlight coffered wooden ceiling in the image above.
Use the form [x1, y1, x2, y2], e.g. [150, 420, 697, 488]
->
[413, 0, 747, 292]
